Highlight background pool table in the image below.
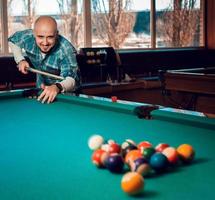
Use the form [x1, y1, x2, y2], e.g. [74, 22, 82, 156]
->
[164, 67, 215, 95]
[0, 90, 215, 200]
[163, 67, 215, 113]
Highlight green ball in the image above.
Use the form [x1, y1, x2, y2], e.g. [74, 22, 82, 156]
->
[141, 147, 155, 160]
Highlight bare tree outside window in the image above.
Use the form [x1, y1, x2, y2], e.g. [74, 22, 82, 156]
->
[7, 0, 84, 49]
[23, 0, 37, 29]
[8, 0, 37, 37]
[91, 0, 135, 49]
[157, 0, 202, 47]
[56, 0, 83, 48]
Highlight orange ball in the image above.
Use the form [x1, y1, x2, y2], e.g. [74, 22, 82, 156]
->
[121, 172, 144, 195]
[177, 144, 195, 163]
[125, 149, 142, 165]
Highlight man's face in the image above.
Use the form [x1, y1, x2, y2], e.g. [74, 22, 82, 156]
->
[34, 25, 58, 53]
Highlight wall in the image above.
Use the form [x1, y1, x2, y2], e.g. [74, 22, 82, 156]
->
[119, 48, 215, 77]
[207, 0, 215, 49]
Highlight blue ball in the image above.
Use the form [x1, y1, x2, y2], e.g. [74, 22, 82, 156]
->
[149, 152, 168, 171]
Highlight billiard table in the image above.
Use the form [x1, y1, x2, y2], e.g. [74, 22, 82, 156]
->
[164, 67, 215, 94]
[0, 90, 215, 200]
[162, 67, 215, 113]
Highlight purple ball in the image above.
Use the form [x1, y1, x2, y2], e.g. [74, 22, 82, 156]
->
[105, 154, 124, 173]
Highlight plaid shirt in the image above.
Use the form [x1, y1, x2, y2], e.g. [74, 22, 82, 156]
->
[8, 29, 79, 88]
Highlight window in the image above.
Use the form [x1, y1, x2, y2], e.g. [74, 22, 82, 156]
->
[7, 0, 84, 50]
[156, 0, 203, 47]
[91, 0, 150, 49]
[0, 0, 205, 54]
[91, 0, 204, 49]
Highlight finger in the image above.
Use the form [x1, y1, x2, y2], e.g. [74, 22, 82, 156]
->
[37, 90, 46, 101]
[48, 93, 57, 104]
[47, 94, 53, 104]
[41, 93, 50, 104]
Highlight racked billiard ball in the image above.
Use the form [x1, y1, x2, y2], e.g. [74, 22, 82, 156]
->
[125, 149, 142, 166]
[121, 139, 138, 158]
[177, 144, 195, 163]
[162, 146, 179, 165]
[105, 153, 124, 173]
[141, 147, 155, 161]
[155, 143, 169, 152]
[88, 134, 104, 150]
[91, 149, 109, 168]
[121, 139, 137, 149]
[108, 142, 121, 154]
[138, 141, 153, 151]
[149, 152, 168, 172]
[121, 172, 144, 195]
[130, 157, 151, 177]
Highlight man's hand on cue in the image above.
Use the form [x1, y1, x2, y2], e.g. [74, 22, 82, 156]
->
[17, 60, 30, 74]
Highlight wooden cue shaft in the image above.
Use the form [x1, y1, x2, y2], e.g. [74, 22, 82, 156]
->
[28, 67, 64, 81]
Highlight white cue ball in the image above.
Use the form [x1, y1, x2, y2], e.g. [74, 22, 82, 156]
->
[88, 134, 104, 150]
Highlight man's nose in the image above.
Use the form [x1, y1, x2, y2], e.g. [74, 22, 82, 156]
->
[42, 38, 48, 45]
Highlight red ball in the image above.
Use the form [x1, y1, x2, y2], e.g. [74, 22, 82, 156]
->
[155, 143, 169, 152]
[138, 141, 153, 151]
[92, 149, 109, 168]
[108, 143, 121, 154]
[111, 96, 118, 102]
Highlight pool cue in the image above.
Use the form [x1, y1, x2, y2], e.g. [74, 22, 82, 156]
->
[27, 67, 64, 81]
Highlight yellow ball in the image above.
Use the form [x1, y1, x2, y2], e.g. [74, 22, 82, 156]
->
[121, 172, 144, 195]
[177, 144, 195, 163]
[88, 134, 104, 150]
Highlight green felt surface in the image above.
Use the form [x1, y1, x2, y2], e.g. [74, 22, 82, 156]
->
[0, 91, 215, 200]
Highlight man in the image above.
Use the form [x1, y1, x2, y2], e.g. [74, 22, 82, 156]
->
[8, 16, 79, 103]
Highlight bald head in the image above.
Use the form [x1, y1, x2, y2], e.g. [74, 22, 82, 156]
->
[34, 16, 57, 32]
[33, 16, 58, 53]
